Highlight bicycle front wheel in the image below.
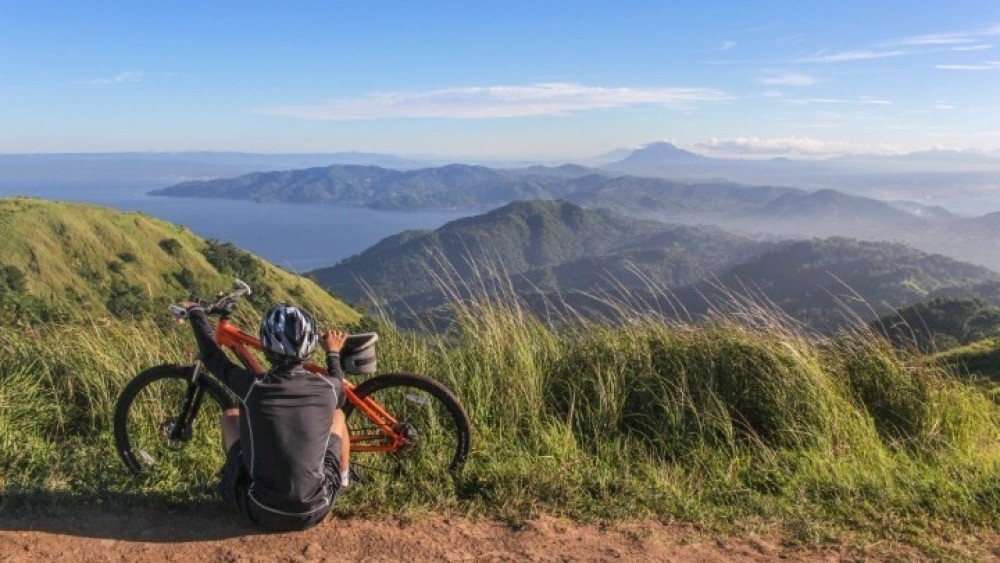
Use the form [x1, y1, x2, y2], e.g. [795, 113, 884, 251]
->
[343, 372, 471, 481]
[114, 364, 230, 477]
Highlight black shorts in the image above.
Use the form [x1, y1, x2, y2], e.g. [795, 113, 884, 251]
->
[218, 435, 342, 531]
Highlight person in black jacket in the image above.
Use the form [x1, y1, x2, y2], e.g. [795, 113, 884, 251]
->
[184, 302, 350, 531]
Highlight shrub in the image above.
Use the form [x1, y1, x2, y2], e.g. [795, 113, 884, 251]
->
[159, 238, 182, 256]
[0, 265, 26, 293]
[173, 267, 197, 291]
[202, 239, 272, 308]
[106, 280, 148, 318]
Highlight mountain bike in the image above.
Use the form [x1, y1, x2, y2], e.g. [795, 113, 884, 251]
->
[113, 280, 471, 483]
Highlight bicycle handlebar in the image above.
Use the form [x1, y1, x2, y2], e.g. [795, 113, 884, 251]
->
[170, 279, 252, 319]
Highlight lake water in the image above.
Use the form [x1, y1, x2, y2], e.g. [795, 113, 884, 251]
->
[0, 181, 468, 272]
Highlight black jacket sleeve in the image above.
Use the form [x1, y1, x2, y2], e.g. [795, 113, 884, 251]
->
[188, 308, 253, 398]
[325, 351, 346, 409]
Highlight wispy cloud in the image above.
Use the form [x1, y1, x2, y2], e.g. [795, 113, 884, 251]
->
[758, 72, 816, 86]
[798, 23, 1000, 64]
[783, 96, 892, 105]
[85, 71, 144, 85]
[716, 40, 737, 51]
[936, 60, 1000, 71]
[948, 44, 992, 52]
[257, 83, 732, 120]
[694, 136, 897, 156]
[799, 49, 907, 63]
[898, 24, 1000, 46]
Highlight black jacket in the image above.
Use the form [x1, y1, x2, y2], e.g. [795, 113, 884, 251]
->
[189, 309, 345, 516]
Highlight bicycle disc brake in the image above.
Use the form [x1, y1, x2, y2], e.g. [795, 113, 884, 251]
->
[162, 417, 192, 448]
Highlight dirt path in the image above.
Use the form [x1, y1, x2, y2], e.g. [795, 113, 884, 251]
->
[0, 506, 983, 562]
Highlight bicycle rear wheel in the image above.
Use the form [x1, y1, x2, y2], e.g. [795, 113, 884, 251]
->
[342, 372, 471, 482]
[114, 364, 230, 477]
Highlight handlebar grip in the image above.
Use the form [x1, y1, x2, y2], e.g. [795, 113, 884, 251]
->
[169, 305, 190, 319]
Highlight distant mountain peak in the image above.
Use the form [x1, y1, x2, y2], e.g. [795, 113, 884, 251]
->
[630, 142, 708, 161]
[603, 142, 715, 174]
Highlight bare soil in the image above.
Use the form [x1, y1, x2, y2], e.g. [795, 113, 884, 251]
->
[0, 506, 993, 562]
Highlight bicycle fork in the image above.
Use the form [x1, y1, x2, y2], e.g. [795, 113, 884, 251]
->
[167, 362, 209, 443]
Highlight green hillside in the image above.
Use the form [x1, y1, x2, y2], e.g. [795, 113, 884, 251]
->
[308, 199, 776, 321]
[691, 237, 1000, 332]
[0, 197, 358, 324]
[871, 298, 1000, 352]
[310, 199, 684, 304]
[310, 200, 1000, 333]
[931, 338, 1000, 382]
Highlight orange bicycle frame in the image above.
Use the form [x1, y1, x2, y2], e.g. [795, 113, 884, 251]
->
[213, 318, 405, 453]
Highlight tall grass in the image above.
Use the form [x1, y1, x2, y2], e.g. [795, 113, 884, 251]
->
[1, 288, 999, 546]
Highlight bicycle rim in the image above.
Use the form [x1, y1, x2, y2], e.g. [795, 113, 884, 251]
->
[345, 373, 470, 485]
[115, 365, 226, 479]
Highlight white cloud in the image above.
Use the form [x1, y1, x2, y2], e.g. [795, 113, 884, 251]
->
[899, 34, 976, 46]
[694, 136, 898, 157]
[783, 97, 892, 106]
[257, 83, 732, 120]
[799, 49, 907, 63]
[86, 71, 144, 85]
[949, 44, 992, 52]
[898, 25, 1000, 46]
[758, 72, 816, 86]
[716, 40, 737, 51]
[936, 60, 1000, 70]
[798, 23, 1000, 64]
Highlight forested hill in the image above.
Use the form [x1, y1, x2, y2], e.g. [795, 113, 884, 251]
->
[151, 163, 607, 210]
[0, 197, 358, 323]
[307, 200, 1000, 332]
[309, 200, 772, 312]
[675, 238, 1000, 332]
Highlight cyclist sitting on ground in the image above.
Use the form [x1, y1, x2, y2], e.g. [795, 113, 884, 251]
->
[183, 301, 351, 531]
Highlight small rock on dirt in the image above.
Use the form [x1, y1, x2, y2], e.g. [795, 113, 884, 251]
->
[302, 542, 324, 561]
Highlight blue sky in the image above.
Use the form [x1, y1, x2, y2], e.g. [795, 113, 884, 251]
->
[2, 1, 999, 159]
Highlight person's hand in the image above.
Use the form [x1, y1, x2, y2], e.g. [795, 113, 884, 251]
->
[179, 300, 200, 309]
[320, 330, 347, 353]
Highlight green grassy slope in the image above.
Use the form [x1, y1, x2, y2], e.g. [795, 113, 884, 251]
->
[0, 197, 357, 324]
[2, 293, 999, 557]
[932, 338, 1000, 381]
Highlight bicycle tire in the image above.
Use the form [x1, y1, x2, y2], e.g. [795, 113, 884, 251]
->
[342, 372, 471, 477]
[114, 364, 230, 476]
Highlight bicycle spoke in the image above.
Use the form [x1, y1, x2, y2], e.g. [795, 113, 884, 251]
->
[345, 374, 469, 487]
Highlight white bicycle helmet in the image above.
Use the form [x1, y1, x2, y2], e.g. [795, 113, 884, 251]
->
[259, 304, 319, 361]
